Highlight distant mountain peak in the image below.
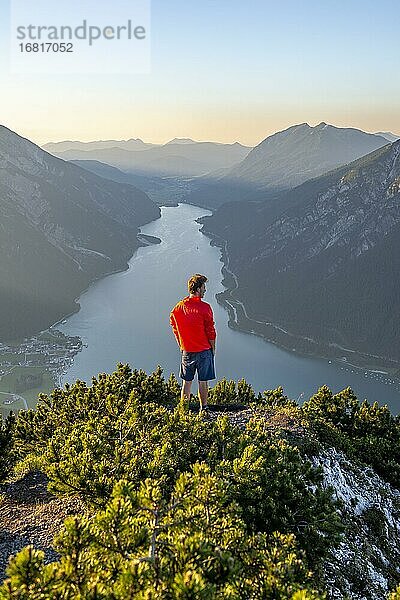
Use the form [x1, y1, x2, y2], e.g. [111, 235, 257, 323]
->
[290, 122, 310, 130]
[165, 138, 197, 145]
[221, 121, 390, 194]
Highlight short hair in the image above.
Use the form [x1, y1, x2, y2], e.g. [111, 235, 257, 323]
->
[188, 274, 208, 295]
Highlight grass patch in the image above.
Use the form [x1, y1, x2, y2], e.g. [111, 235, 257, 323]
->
[0, 396, 26, 419]
[0, 366, 55, 410]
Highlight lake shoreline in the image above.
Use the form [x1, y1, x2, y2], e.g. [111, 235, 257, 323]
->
[50, 232, 162, 330]
[200, 225, 400, 380]
[46, 203, 400, 412]
[0, 231, 163, 414]
[4, 204, 399, 416]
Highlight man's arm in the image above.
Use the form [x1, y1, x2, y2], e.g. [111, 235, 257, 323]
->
[204, 306, 216, 354]
[169, 311, 181, 349]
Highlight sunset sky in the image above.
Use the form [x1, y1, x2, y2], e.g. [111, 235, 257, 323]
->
[0, 0, 399, 146]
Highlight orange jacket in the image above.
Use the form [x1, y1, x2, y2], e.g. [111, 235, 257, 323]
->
[170, 296, 216, 352]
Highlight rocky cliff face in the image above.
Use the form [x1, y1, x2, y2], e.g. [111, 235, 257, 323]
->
[0, 125, 160, 340]
[245, 142, 400, 273]
[313, 447, 400, 600]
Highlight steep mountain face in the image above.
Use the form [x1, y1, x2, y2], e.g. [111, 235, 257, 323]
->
[70, 159, 149, 186]
[314, 447, 400, 600]
[0, 125, 160, 341]
[229, 123, 388, 190]
[184, 123, 389, 209]
[200, 141, 400, 363]
[69, 159, 169, 197]
[45, 140, 251, 178]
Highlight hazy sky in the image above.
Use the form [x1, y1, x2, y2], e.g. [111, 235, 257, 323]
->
[0, 0, 399, 145]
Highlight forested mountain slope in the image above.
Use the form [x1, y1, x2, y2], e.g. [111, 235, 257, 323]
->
[0, 125, 160, 340]
[200, 140, 400, 363]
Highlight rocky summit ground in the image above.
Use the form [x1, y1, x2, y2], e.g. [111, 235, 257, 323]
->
[0, 471, 86, 581]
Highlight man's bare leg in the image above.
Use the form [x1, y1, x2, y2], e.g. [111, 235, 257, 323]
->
[198, 380, 208, 408]
[181, 380, 192, 405]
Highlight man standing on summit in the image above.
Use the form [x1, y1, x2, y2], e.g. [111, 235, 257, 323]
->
[170, 274, 216, 410]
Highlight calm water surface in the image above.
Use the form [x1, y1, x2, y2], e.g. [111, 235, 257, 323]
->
[57, 204, 400, 412]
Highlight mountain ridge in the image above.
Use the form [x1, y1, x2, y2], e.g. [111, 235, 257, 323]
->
[43, 138, 252, 178]
[0, 125, 160, 340]
[182, 122, 389, 209]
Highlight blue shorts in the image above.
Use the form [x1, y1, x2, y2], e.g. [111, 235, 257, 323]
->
[180, 348, 216, 381]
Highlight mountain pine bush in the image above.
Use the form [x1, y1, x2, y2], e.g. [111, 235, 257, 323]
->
[208, 377, 256, 405]
[218, 417, 343, 566]
[302, 385, 400, 487]
[255, 386, 298, 410]
[0, 412, 15, 481]
[10, 365, 400, 596]
[9, 365, 342, 572]
[0, 465, 324, 599]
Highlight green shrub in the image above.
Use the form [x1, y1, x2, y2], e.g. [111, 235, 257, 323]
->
[11, 366, 342, 572]
[302, 386, 400, 488]
[13, 365, 240, 506]
[362, 506, 386, 540]
[20, 400, 238, 508]
[302, 386, 360, 433]
[0, 464, 324, 599]
[208, 378, 256, 405]
[253, 386, 298, 409]
[13, 364, 180, 462]
[389, 584, 400, 599]
[220, 417, 344, 569]
[0, 412, 15, 481]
